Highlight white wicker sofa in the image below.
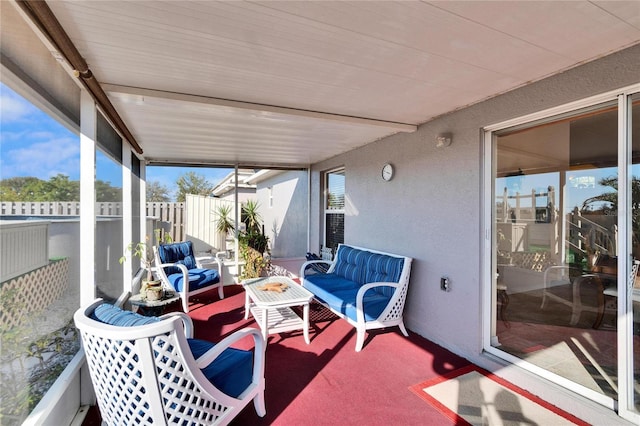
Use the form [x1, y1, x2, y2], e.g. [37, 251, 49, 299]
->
[300, 244, 413, 351]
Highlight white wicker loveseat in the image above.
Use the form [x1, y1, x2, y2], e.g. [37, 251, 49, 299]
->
[74, 298, 266, 425]
[300, 244, 413, 351]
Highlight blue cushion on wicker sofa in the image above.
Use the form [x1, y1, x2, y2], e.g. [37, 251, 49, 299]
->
[304, 275, 391, 322]
[302, 245, 407, 322]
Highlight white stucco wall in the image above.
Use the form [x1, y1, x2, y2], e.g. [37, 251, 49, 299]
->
[310, 44, 640, 397]
[255, 170, 308, 259]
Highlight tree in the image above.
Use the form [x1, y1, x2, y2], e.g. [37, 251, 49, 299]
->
[95, 179, 121, 202]
[0, 177, 41, 195]
[242, 199, 262, 234]
[146, 180, 171, 202]
[581, 176, 640, 218]
[0, 174, 125, 202]
[0, 174, 80, 201]
[43, 174, 80, 201]
[214, 204, 235, 235]
[0, 186, 20, 201]
[175, 172, 213, 202]
[581, 175, 640, 255]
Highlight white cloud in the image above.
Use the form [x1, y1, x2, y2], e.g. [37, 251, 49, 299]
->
[1, 136, 80, 180]
[0, 90, 36, 122]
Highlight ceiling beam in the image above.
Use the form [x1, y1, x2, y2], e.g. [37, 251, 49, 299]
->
[103, 84, 417, 133]
[14, 0, 144, 154]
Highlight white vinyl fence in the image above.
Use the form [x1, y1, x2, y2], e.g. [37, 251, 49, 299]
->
[185, 194, 234, 253]
[0, 220, 50, 282]
[1, 201, 186, 242]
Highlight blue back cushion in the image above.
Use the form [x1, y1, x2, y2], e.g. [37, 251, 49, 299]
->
[333, 246, 366, 284]
[333, 246, 404, 295]
[158, 241, 197, 275]
[362, 253, 405, 297]
[91, 303, 160, 326]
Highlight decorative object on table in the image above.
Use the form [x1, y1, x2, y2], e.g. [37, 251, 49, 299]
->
[119, 229, 172, 296]
[256, 282, 288, 292]
[129, 291, 180, 316]
[145, 282, 163, 301]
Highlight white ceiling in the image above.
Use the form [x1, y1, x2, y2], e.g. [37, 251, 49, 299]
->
[44, 1, 640, 168]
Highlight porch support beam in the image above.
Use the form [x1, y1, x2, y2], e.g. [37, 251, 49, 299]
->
[103, 84, 418, 133]
[79, 90, 96, 308]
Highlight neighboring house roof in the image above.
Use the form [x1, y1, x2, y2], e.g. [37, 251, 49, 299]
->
[244, 169, 286, 185]
[211, 169, 257, 197]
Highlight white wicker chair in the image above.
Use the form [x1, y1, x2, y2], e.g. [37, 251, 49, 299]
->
[74, 299, 266, 425]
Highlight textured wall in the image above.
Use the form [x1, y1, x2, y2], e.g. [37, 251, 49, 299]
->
[256, 170, 309, 259]
[310, 43, 640, 357]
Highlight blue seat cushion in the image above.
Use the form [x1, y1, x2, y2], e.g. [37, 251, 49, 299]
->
[158, 241, 197, 275]
[187, 339, 253, 398]
[168, 268, 220, 292]
[304, 277, 390, 322]
[91, 303, 160, 326]
[335, 288, 390, 322]
[304, 273, 359, 293]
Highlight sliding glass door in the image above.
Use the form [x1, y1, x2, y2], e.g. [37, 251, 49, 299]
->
[626, 93, 640, 416]
[486, 87, 640, 420]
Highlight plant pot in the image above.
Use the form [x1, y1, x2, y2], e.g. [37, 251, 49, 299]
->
[141, 279, 162, 299]
[146, 283, 163, 301]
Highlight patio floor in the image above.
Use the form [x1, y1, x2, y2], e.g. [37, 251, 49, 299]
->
[85, 282, 623, 425]
[192, 284, 473, 424]
[83, 283, 474, 425]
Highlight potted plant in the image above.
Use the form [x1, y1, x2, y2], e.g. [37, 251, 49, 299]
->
[214, 204, 235, 257]
[238, 200, 270, 279]
[120, 229, 171, 300]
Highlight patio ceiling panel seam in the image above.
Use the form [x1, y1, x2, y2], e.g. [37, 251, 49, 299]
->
[102, 84, 417, 133]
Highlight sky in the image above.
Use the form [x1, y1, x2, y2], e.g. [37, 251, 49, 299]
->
[1, 82, 230, 200]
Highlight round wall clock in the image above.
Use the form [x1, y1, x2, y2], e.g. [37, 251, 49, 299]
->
[381, 163, 394, 181]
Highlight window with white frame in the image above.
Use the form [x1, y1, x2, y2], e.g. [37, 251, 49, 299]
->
[324, 168, 345, 257]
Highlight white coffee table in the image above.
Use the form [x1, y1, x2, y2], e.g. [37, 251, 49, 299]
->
[243, 276, 313, 344]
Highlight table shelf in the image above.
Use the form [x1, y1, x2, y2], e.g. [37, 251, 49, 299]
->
[249, 306, 304, 335]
